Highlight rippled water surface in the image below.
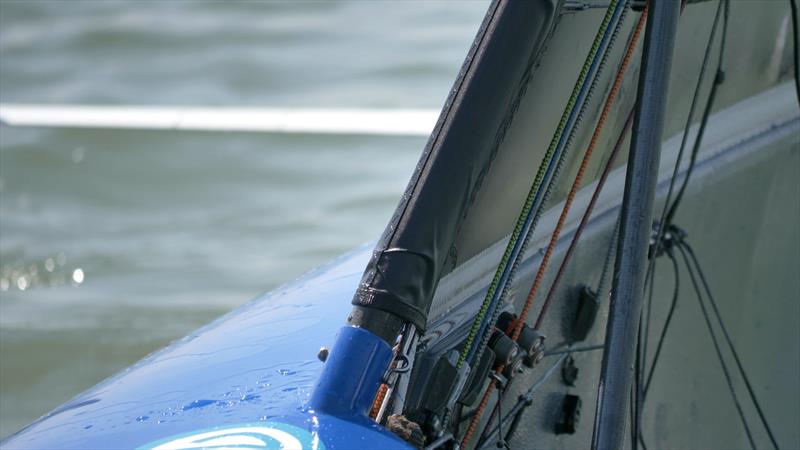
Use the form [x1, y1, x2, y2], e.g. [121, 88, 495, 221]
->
[0, 0, 488, 437]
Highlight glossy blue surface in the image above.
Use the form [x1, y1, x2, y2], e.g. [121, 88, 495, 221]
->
[1, 243, 410, 449]
[310, 326, 393, 418]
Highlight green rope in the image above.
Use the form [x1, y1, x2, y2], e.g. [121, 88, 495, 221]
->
[457, 0, 621, 370]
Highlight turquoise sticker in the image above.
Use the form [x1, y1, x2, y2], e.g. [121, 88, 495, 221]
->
[138, 422, 325, 450]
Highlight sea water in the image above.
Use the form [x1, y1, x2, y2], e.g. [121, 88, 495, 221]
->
[0, 0, 487, 437]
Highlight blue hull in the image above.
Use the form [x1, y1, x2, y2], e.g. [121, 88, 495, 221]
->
[2, 243, 410, 450]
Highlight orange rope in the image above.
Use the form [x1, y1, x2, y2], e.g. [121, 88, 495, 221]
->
[461, 375, 498, 446]
[460, 8, 649, 448]
[370, 383, 389, 419]
[513, 6, 648, 341]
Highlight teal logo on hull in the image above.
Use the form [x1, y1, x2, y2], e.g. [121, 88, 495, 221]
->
[138, 422, 325, 450]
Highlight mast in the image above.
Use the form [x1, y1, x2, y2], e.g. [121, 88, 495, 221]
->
[591, 1, 680, 449]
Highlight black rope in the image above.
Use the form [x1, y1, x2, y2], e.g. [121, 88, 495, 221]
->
[681, 241, 780, 449]
[476, 354, 569, 450]
[643, 249, 680, 396]
[638, 1, 730, 443]
[629, 386, 637, 449]
[496, 387, 509, 449]
[544, 343, 604, 357]
[632, 318, 647, 450]
[649, 0, 726, 256]
[675, 243, 756, 449]
[665, 0, 730, 226]
[790, 0, 800, 106]
[640, 252, 656, 392]
[476, 378, 514, 446]
[640, 0, 728, 420]
[596, 215, 620, 298]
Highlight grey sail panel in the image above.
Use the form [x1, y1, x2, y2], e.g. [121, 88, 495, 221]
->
[351, 0, 558, 330]
[351, 0, 795, 333]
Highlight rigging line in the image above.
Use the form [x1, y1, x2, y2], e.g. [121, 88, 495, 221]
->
[544, 343, 605, 356]
[455, 0, 621, 367]
[791, 0, 800, 106]
[527, 3, 628, 222]
[637, 231, 658, 422]
[472, 28, 635, 445]
[511, 1, 631, 343]
[456, 0, 627, 378]
[471, 0, 632, 436]
[645, 0, 726, 291]
[470, 7, 637, 445]
[649, 2, 775, 444]
[629, 387, 636, 449]
[474, 343, 610, 443]
[475, 353, 570, 450]
[632, 317, 643, 450]
[532, 1, 647, 330]
[463, 0, 628, 370]
[640, 250, 656, 380]
[494, 386, 507, 449]
[640, 0, 728, 414]
[638, 304, 654, 450]
[636, 0, 691, 415]
[664, 0, 730, 226]
[629, 364, 649, 450]
[634, 301, 652, 450]
[467, 376, 499, 448]
[675, 243, 756, 450]
[534, 109, 634, 330]
[642, 249, 680, 396]
[476, 345, 610, 443]
[633, 373, 652, 450]
[637, 256, 662, 450]
[595, 215, 621, 301]
[681, 241, 780, 449]
[592, 0, 680, 445]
